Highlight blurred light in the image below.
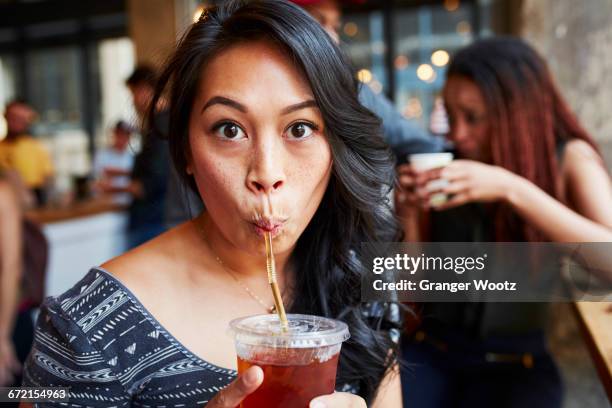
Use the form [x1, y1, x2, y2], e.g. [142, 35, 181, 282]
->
[394, 55, 410, 70]
[343, 22, 358, 37]
[372, 41, 386, 55]
[369, 80, 383, 94]
[357, 69, 373, 83]
[444, 0, 460, 12]
[431, 50, 450, 67]
[456, 21, 472, 35]
[416, 64, 435, 83]
[430, 97, 449, 135]
[403, 98, 423, 119]
[555, 24, 567, 39]
[193, 5, 205, 23]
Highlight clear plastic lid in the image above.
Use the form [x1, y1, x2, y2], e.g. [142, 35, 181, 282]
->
[229, 314, 350, 349]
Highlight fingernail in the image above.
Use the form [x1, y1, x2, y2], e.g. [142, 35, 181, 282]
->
[310, 401, 326, 408]
[244, 367, 261, 386]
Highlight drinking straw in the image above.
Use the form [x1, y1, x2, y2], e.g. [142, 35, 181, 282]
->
[265, 231, 289, 331]
[261, 194, 289, 331]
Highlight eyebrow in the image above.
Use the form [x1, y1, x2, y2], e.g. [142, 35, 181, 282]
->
[201, 96, 247, 114]
[200, 96, 318, 115]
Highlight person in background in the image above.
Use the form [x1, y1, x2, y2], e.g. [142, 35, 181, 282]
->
[126, 66, 203, 235]
[0, 179, 22, 390]
[0, 101, 54, 207]
[290, 0, 446, 159]
[0, 172, 46, 400]
[396, 37, 612, 407]
[92, 120, 135, 204]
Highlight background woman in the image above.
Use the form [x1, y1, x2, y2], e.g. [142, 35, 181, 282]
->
[21, 1, 402, 407]
[397, 37, 612, 407]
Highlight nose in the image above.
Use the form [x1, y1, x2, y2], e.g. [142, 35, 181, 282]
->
[449, 118, 469, 145]
[246, 136, 286, 195]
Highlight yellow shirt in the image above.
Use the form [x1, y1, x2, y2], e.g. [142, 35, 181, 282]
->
[0, 136, 54, 188]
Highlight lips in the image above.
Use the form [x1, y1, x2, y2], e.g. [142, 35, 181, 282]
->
[251, 218, 286, 237]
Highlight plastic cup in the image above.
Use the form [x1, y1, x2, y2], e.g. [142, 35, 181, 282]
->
[229, 314, 350, 408]
[408, 152, 454, 206]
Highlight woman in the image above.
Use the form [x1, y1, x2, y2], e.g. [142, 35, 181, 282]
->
[397, 37, 612, 407]
[21, 1, 402, 407]
[0, 178, 22, 389]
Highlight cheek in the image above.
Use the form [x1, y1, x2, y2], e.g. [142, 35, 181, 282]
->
[191, 147, 244, 209]
[285, 140, 333, 223]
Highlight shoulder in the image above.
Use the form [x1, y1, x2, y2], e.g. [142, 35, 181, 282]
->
[563, 139, 601, 162]
[560, 139, 607, 180]
[101, 226, 184, 288]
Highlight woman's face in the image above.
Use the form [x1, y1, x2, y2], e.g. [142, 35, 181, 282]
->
[443, 75, 491, 162]
[188, 40, 332, 255]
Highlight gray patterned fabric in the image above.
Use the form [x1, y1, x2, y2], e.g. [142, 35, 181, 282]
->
[23, 268, 237, 407]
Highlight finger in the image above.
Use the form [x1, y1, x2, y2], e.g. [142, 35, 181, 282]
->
[396, 164, 416, 176]
[431, 193, 470, 211]
[440, 166, 468, 182]
[398, 174, 416, 189]
[414, 168, 444, 186]
[208, 366, 263, 408]
[310, 392, 367, 408]
[426, 181, 469, 196]
[396, 191, 421, 207]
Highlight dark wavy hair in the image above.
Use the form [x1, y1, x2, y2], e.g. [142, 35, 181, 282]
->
[149, 0, 400, 403]
[447, 37, 601, 241]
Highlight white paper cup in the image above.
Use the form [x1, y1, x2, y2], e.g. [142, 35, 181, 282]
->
[408, 153, 454, 206]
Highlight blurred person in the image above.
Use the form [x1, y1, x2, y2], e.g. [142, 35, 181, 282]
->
[0, 178, 22, 389]
[119, 66, 171, 247]
[291, 0, 446, 159]
[397, 37, 612, 407]
[20, 2, 402, 407]
[0, 173, 47, 398]
[125, 66, 203, 240]
[92, 120, 135, 204]
[0, 100, 54, 207]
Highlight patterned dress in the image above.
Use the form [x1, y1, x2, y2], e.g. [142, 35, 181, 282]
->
[22, 268, 237, 407]
[23, 267, 396, 407]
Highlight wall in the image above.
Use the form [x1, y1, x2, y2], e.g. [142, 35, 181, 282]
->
[521, 0, 612, 165]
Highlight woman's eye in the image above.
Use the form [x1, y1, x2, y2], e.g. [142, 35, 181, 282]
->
[285, 122, 315, 139]
[214, 123, 246, 140]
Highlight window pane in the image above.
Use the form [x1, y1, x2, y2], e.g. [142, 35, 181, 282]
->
[393, 3, 475, 131]
[26, 46, 84, 135]
[0, 54, 19, 138]
[341, 11, 387, 95]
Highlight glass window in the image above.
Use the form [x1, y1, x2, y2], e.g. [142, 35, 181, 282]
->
[340, 11, 388, 95]
[393, 3, 476, 132]
[26, 46, 85, 135]
[0, 54, 19, 139]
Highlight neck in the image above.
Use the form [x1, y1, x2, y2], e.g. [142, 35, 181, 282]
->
[196, 212, 292, 285]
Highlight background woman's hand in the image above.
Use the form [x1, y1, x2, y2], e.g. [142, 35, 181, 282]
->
[205, 366, 263, 408]
[310, 392, 367, 408]
[430, 160, 515, 210]
[396, 163, 448, 208]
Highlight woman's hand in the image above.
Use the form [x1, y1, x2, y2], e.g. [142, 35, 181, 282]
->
[205, 366, 263, 407]
[427, 160, 516, 210]
[310, 392, 367, 408]
[0, 337, 20, 386]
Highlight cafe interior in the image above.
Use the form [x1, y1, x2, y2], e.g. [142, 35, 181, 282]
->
[0, 0, 610, 407]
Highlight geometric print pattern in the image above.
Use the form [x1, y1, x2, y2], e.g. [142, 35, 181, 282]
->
[23, 268, 237, 407]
